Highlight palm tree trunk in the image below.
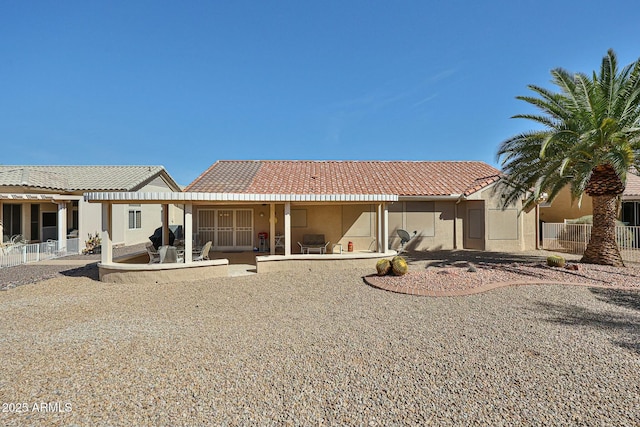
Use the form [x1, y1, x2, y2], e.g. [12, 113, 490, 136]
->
[581, 195, 624, 266]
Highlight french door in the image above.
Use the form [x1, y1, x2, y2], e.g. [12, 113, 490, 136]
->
[197, 208, 253, 251]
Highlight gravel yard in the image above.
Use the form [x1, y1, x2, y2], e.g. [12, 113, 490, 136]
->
[1, 251, 639, 425]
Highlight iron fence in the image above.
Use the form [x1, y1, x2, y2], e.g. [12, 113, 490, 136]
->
[542, 223, 640, 263]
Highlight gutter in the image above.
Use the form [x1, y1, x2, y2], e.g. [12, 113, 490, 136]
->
[398, 194, 462, 201]
[85, 191, 399, 203]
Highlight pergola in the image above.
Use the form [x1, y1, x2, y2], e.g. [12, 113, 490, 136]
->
[85, 191, 398, 265]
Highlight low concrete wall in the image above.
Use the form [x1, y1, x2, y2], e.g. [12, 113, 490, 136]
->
[98, 259, 229, 284]
[256, 251, 396, 274]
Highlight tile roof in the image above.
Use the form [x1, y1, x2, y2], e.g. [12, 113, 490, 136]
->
[0, 166, 177, 191]
[185, 160, 502, 197]
[623, 172, 640, 198]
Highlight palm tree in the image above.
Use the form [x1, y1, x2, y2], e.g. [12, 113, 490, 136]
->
[496, 49, 640, 266]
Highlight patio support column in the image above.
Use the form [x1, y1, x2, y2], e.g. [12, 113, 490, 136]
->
[162, 204, 170, 245]
[383, 203, 389, 253]
[57, 201, 67, 251]
[284, 202, 291, 256]
[78, 199, 85, 249]
[0, 200, 4, 241]
[184, 203, 193, 263]
[101, 203, 113, 265]
[269, 203, 276, 255]
[377, 203, 382, 253]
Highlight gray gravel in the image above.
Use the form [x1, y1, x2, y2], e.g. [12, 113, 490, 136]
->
[1, 262, 639, 426]
[0, 244, 146, 290]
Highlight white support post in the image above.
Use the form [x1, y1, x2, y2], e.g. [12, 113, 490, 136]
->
[284, 202, 291, 256]
[184, 203, 193, 263]
[269, 203, 276, 255]
[57, 202, 67, 252]
[78, 199, 85, 250]
[383, 203, 389, 254]
[377, 203, 383, 253]
[101, 203, 113, 265]
[0, 200, 3, 241]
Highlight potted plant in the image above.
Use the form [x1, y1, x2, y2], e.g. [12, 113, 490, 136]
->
[83, 232, 102, 254]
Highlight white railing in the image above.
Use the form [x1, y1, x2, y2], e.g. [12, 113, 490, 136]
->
[542, 223, 640, 263]
[0, 238, 81, 268]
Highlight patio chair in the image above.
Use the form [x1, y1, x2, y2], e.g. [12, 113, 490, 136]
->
[397, 229, 417, 252]
[193, 241, 212, 261]
[146, 242, 161, 264]
[10, 234, 26, 244]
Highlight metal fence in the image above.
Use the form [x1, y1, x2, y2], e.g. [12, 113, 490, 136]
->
[0, 238, 81, 268]
[542, 223, 640, 263]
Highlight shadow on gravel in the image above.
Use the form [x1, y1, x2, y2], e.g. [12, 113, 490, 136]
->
[399, 249, 569, 269]
[589, 287, 640, 312]
[536, 290, 640, 355]
[60, 263, 100, 281]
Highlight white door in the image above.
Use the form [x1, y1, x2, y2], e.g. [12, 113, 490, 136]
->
[197, 209, 253, 251]
[197, 210, 216, 246]
[235, 210, 253, 248]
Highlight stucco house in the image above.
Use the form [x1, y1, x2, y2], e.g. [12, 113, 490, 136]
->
[86, 160, 538, 281]
[539, 171, 640, 225]
[0, 165, 181, 249]
[181, 160, 536, 254]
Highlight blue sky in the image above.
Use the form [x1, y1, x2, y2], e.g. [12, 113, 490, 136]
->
[2, 1, 639, 186]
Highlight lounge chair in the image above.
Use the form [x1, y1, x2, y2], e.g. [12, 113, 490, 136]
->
[146, 242, 161, 264]
[193, 241, 212, 261]
[297, 234, 330, 254]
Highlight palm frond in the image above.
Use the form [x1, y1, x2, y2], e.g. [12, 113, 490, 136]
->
[496, 49, 640, 214]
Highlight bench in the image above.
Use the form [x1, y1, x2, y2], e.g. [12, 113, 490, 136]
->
[297, 234, 330, 254]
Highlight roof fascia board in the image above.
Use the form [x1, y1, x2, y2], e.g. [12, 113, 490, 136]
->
[0, 193, 83, 201]
[465, 180, 500, 197]
[398, 195, 461, 201]
[130, 169, 182, 192]
[85, 192, 398, 203]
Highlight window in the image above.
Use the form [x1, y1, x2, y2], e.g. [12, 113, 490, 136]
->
[31, 204, 40, 241]
[42, 212, 57, 227]
[71, 201, 79, 230]
[2, 204, 22, 237]
[622, 201, 640, 226]
[128, 209, 142, 229]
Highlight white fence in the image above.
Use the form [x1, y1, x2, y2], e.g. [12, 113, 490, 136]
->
[542, 223, 640, 263]
[0, 238, 81, 268]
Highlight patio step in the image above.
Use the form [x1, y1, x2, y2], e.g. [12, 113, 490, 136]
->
[228, 264, 257, 277]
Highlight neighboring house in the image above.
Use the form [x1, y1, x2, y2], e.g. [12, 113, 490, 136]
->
[180, 160, 536, 253]
[0, 166, 181, 248]
[539, 172, 640, 225]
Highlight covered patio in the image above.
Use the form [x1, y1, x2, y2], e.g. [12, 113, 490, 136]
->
[86, 191, 398, 283]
